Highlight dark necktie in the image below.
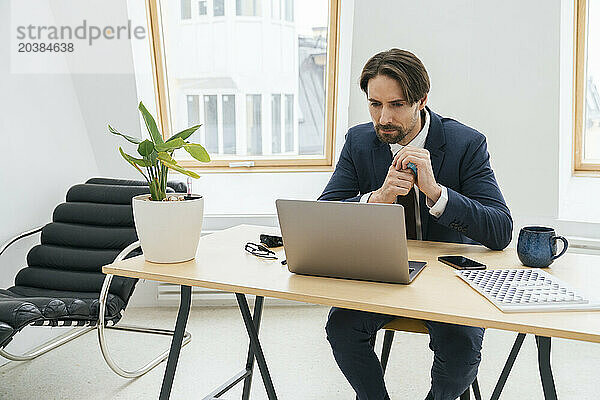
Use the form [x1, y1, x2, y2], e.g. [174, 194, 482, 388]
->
[396, 188, 417, 240]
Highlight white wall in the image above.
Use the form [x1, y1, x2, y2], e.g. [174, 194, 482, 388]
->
[0, 0, 102, 362]
[68, 1, 143, 179]
[0, 0, 140, 363]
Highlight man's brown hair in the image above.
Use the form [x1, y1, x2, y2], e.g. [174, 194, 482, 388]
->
[359, 49, 430, 104]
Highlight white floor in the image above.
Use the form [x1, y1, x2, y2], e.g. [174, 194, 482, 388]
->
[1, 304, 599, 399]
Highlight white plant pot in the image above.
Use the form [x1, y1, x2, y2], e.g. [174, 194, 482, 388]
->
[132, 194, 204, 263]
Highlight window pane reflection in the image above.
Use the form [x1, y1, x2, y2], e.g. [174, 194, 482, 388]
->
[203, 95, 218, 153]
[246, 94, 262, 155]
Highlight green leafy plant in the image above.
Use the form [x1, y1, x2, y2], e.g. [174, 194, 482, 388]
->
[108, 101, 210, 201]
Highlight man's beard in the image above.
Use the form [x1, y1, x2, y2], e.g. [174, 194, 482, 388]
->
[375, 124, 410, 144]
[375, 109, 420, 144]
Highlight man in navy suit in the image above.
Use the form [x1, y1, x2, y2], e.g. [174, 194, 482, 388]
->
[319, 49, 512, 400]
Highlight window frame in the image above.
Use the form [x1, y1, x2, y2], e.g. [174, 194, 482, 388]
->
[574, 0, 600, 175]
[145, 0, 340, 172]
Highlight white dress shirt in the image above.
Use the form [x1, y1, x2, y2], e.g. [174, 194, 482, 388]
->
[360, 109, 449, 240]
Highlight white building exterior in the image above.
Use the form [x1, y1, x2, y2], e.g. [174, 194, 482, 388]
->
[162, 0, 303, 158]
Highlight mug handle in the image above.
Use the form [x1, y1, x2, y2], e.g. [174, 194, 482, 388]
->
[551, 236, 569, 260]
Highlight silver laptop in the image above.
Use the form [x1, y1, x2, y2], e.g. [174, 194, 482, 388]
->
[275, 199, 427, 284]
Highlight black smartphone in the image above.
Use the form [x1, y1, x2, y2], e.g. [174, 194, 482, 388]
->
[438, 255, 486, 270]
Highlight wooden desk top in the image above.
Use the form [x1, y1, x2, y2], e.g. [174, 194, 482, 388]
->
[103, 225, 600, 343]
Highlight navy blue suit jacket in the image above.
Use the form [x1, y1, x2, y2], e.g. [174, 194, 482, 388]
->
[318, 108, 513, 250]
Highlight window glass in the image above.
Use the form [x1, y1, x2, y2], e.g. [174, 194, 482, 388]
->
[223, 95, 236, 154]
[584, 0, 600, 161]
[284, 0, 293, 22]
[271, 0, 281, 19]
[285, 94, 294, 152]
[214, 0, 225, 16]
[298, 30, 327, 155]
[236, 0, 261, 16]
[272, 94, 282, 153]
[157, 0, 335, 168]
[198, 0, 207, 15]
[181, 0, 192, 19]
[204, 95, 218, 153]
[246, 95, 262, 155]
[187, 95, 199, 126]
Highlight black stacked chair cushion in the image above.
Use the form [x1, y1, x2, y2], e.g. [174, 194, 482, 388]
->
[85, 177, 185, 193]
[0, 295, 42, 347]
[0, 177, 186, 349]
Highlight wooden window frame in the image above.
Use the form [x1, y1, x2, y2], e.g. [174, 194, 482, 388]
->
[574, 0, 600, 175]
[145, 0, 340, 173]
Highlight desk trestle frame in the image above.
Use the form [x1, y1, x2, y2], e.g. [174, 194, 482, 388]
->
[491, 333, 557, 400]
[159, 288, 278, 400]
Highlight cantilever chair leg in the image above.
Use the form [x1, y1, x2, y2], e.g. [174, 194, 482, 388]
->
[98, 272, 191, 378]
[0, 276, 191, 380]
[0, 275, 192, 378]
[1, 189, 193, 378]
[0, 326, 95, 361]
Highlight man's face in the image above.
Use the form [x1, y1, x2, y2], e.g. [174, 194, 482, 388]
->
[367, 74, 426, 145]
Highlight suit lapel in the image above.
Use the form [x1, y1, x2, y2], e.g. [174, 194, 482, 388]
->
[371, 142, 392, 191]
[421, 108, 446, 239]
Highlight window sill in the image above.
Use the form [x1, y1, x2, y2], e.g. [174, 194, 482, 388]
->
[175, 165, 334, 173]
[573, 170, 600, 178]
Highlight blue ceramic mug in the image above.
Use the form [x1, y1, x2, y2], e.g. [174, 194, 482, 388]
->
[517, 226, 568, 268]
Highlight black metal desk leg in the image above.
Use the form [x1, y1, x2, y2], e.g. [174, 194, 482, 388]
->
[536, 335, 558, 400]
[160, 285, 192, 400]
[236, 293, 278, 400]
[241, 296, 265, 400]
[381, 330, 395, 375]
[491, 333, 526, 400]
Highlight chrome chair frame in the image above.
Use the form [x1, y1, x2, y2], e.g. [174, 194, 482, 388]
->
[0, 230, 191, 378]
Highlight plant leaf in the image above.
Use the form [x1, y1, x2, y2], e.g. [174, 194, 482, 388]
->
[119, 147, 151, 167]
[149, 150, 158, 166]
[137, 139, 155, 157]
[138, 101, 164, 145]
[184, 143, 211, 162]
[108, 124, 142, 144]
[157, 151, 177, 164]
[159, 159, 200, 179]
[156, 137, 185, 152]
[167, 124, 202, 143]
